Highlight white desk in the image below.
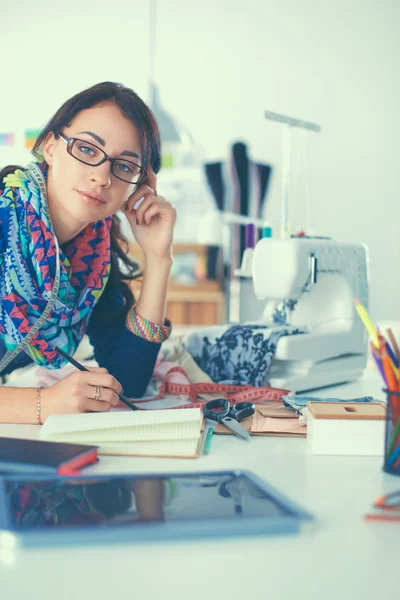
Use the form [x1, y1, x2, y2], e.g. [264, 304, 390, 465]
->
[1, 372, 399, 600]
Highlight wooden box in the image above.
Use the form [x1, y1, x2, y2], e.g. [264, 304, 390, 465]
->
[306, 402, 386, 456]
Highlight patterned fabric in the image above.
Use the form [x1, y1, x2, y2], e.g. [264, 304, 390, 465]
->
[182, 323, 307, 386]
[0, 162, 112, 368]
[126, 307, 172, 343]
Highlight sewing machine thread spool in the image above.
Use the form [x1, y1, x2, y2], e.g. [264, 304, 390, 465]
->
[237, 224, 257, 277]
[245, 224, 256, 249]
[262, 226, 272, 238]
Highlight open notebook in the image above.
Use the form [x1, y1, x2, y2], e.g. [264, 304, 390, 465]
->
[40, 408, 203, 459]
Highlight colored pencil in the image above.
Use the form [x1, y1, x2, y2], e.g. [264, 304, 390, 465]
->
[353, 303, 400, 463]
[370, 342, 386, 384]
[380, 345, 397, 391]
[378, 334, 399, 384]
[364, 513, 400, 522]
[377, 331, 399, 373]
[353, 298, 380, 348]
[386, 328, 400, 364]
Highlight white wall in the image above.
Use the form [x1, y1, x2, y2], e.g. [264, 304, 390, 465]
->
[0, 0, 399, 320]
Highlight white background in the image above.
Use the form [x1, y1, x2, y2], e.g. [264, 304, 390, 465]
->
[0, 0, 399, 320]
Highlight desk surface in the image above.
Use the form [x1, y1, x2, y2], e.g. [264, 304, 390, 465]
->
[1, 372, 399, 600]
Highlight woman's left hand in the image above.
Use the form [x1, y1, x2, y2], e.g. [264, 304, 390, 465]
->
[123, 167, 176, 260]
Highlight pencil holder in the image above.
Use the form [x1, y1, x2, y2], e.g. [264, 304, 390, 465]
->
[383, 389, 400, 476]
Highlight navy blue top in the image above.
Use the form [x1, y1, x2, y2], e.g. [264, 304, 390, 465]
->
[0, 284, 162, 399]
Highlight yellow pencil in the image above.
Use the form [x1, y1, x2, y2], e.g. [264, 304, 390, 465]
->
[353, 298, 379, 348]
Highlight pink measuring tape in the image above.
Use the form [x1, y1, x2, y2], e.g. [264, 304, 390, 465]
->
[120, 366, 291, 410]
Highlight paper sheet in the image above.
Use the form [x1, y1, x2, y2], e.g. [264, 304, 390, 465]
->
[251, 411, 306, 435]
[40, 408, 203, 442]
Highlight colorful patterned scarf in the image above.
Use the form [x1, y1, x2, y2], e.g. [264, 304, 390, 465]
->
[0, 162, 112, 369]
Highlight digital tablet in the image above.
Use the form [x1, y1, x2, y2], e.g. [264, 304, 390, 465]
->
[0, 470, 314, 548]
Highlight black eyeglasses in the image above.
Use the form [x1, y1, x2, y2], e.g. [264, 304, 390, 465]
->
[59, 133, 147, 185]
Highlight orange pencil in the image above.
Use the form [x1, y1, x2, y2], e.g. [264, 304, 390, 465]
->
[380, 344, 397, 391]
[377, 330, 399, 380]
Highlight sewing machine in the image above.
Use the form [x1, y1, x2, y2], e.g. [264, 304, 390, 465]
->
[246, 237, 370, 392]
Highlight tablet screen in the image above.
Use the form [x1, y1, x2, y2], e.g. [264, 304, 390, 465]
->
[3, 472, 294, 530]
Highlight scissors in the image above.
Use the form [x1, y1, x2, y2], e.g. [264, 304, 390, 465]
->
[202, 399, 255, 442]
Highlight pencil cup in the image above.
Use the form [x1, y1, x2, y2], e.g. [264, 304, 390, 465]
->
[383, 389, 400, 476]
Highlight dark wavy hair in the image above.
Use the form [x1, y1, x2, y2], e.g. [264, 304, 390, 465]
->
[0, 81, 162, 318]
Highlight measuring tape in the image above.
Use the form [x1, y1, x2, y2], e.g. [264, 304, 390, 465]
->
[122, 366, 291, 410]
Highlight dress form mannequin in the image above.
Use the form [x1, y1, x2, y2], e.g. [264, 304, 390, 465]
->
[204, 142, 272, 282]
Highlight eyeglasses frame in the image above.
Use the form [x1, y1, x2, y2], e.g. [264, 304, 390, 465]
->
[58, 132, 147, 185]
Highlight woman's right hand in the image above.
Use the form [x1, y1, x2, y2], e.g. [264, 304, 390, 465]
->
[40, 367, 123, 422]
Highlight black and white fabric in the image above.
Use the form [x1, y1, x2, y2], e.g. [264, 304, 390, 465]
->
[182, 323, 307, 387]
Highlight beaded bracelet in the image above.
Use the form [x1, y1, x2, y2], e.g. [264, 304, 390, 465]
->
[36, 387, 43, 425]
[126, 307, 172, 343]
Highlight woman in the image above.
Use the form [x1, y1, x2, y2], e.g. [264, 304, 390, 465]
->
[0, 81, 176, 424]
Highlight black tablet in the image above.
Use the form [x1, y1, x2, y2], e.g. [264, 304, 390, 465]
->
[0, 469, 314, 547]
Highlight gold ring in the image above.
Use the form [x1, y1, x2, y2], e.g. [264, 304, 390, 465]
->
[94, 385, 101, 401]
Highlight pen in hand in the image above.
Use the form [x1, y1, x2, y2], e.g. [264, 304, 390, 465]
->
[54, 346, 139, 411]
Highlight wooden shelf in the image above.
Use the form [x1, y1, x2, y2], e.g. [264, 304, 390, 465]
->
[127, 245, 225, 325]
[129, 279, 225, 325]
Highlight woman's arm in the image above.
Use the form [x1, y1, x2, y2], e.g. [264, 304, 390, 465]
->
[0, 387, 39, 424]
[87, 268, 172, 400]
[134, 254, 172, 325]
[0, 368, 122, 424]
[87, 321, 162, 399]
[122, 166, 176, 327]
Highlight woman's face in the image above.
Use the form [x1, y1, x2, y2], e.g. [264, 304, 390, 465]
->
[43, 102, 143, 227]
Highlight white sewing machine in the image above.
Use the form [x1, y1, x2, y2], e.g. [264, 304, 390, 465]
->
[245, 237, 370, 392]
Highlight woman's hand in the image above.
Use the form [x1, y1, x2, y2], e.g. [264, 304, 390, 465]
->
[40, 367, 123, 422]
[123, 167, 177, 260]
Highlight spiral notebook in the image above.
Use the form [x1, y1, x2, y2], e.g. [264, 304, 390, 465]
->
[40, 408, 203, 459]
